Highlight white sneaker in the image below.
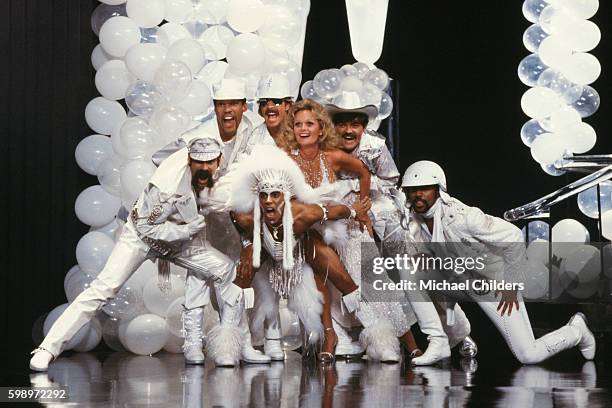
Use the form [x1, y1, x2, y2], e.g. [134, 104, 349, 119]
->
[568, 312, 596, 360]
[29, 349, 54, 372]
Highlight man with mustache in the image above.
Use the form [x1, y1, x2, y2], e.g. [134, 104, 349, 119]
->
[326, 92, 477, 364]
[398, 160, 596, 364]
[30, 136, 248, 371]
[254, 74, 294, 145]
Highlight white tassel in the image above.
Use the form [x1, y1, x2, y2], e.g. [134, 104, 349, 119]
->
[249, 264, 280, 341]
[359, 320, 400, 361]
[206, 323, 243, 364]
[282, 190, 294, 271]
[253, 197, 261, 268]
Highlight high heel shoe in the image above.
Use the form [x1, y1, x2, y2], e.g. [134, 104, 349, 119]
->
[318, 327, 338, 364]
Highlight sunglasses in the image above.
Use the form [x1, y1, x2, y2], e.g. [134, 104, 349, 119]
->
[258, 98, 287, 107]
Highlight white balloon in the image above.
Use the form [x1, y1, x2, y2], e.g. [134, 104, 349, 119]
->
[517, 53, 548, 87]
[126, 0, 166, 28]
[97, 154, 123, 196]
[520, 86, 563, 119]
[603, 210, 612, 240]
[125, 80, 168, 116]
[523, 259, 549, 299]
[164, 0, 194, 23]
[167, 38, 206, 75]
[91, 44, 114, 70]
[75, 185, 122, 227]
[85, 97, 127, 135]
[364, 68, 390, 91]
[96, 60, 136, 100]
[159, 22, 192, 46]
[552, 218, 589, 259]
[226, 33, 266, 74]
[557, 19, 600, 52]
[548, 105, 581, 133]
[378, 92, 393, 120]
[99, 16, 141, 57]
[143, 275, 185, 316]
[560, 245, 600, 283]
[64, 265, 94, 302]
[120, 160, 156, 199]
[571, 85, 600, 117]
[124, 260, 158, 293]
[196, 60, 229, 87]
[530, 133, 566, 165]
[103, 285, 145, 320]
[153, 60, 193, 101]
[76, 231, 115, 275]
[577, 181, 612, 219]
[523, 0, 550, 24]
[92, 3, 128, 36]
[526, 239, 550, 266]
[75, 134, 113, 175]
[163, 332, 184, 353]
[520, 119, 547, 147]
[198, 25, 234, 60]
[556, 0, 599, 19]
[538, 35, 572, 69]
[193, 0, 229, 24]
[90, 217, 124, 240]
[165, 296, 185, 337]
[559, 53, 601, 85]
[122, 314, 168, 355]
[227, 0, 266, 32]
[258, 5, 301, 52]
[557, 122, 596, 154]
[313, 69, 344, 100]
[72, 319, 103, 352]
[125, 43, 167, 82]
[340, 75, 363, 93]
[541, 162, 566, 176]
[150, 105, 192, 141]
[119, 117, 160, 159]
[523, 24, 548, 52]
[102, 317, 126, 351]
[178, 80, 212, 115]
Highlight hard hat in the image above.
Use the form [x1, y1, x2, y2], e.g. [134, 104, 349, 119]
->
[401, 160, 447, 191]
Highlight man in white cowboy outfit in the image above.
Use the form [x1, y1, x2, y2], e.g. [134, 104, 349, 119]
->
[399, 160, 596, 364]
[254, 73, 294, 144]
[29, 136, 247, 371]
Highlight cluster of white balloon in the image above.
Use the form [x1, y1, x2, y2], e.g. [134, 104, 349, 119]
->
[521, 216, 612, 300]
[300, 63, 393, 130]
[45, 0, 310, 356]
[518, 0, 600, 175]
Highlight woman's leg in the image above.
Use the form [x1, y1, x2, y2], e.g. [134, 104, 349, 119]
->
[313, 271, 337, 357]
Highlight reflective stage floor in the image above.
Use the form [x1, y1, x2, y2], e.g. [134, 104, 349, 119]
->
[6, 350, 611, 407]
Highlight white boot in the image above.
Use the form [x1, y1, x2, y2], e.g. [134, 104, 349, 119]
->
[207, 294, 244, 367]
[409, 301, 451, 366]
[264, 321, 285, 361]
[29, 348, 54, 372]
[182, 307, 205, 365]
[342, 289, 401, 363]
[333, 319, 364, 358]
[241, 311, 271, 364]
[568, 312, 596, 360]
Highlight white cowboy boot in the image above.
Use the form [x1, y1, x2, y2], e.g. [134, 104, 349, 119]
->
[568, 312, 596, 360]
[264, 319, 285, 361]
[342, 289, 401, 363]
[182, 307, 205, 365]
[409, 301, 451, 366]
[333, 319, 364, 358]
[240, 311, 271, 364]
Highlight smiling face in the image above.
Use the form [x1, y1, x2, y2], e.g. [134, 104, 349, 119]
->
[334, 116, 367, 153]
[214, 99, 247, 141]
[259, 191, 284, 226]
[293, 109, 323, 148]
[189, 156, 221, 193]
[259, 99, 291, 131]
[405, 185, 440, 214]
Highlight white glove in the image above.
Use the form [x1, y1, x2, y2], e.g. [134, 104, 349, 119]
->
[186, 215, 206, 236]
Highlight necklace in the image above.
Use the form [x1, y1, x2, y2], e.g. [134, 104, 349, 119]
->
[293, 148, 323, 187]
[268, 223, 283, 240]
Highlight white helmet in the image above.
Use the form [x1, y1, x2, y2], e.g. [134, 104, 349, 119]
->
[401, 160, 447, 191]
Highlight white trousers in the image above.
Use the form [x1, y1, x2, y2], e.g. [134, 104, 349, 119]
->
[40, 223, 240, 357]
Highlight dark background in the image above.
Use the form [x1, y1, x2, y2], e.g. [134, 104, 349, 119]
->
[3, 0, 611, 372]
